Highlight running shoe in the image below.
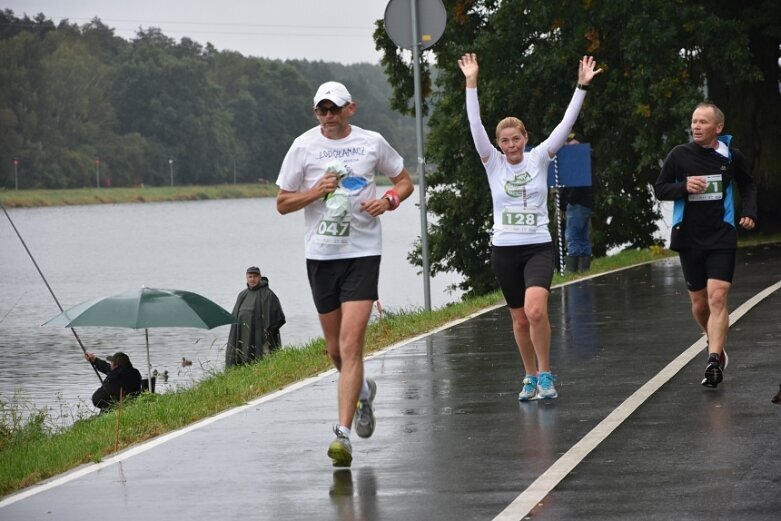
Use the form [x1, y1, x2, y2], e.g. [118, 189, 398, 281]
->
[701, 353, 724, 388]
[518, 375, 538, 401]
[719, 348, 729, 371]
[353, 378, 377, 438]
[327, 425, 353, 468]
[537, 371, 558, 399]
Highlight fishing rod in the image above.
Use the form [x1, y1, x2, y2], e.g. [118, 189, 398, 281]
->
[1, 202, 103, 383]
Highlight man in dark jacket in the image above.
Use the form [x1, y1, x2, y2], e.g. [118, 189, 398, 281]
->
[84, 351, 143, 410]
[225, 266, 286, 367]
[654, 102, 757, 389]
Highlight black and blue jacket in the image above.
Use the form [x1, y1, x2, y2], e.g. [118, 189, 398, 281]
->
[654, 135, 757, 251]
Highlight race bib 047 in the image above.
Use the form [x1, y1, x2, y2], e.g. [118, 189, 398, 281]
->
[315, 218, 351, 245]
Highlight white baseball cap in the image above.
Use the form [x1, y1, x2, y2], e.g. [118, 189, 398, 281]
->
[313, 81, 352, 107]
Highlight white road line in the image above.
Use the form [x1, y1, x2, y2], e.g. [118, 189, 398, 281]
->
[0, 302, 498, 509]
[0, 374, 320, 508]
[493, 279, 781, 521]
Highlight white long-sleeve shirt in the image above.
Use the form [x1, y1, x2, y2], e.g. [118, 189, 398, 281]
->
[466, 87, 586, 246]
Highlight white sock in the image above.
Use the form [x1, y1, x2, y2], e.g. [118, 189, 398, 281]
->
[338, 425, 351, 438]
[359, 378, 370, 400]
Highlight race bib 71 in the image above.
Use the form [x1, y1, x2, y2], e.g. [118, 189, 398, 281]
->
[688, 174, 723, 202]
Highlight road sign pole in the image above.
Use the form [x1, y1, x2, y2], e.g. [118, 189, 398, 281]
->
[410, 0, 432, 311]
[386, 0, 445, 311]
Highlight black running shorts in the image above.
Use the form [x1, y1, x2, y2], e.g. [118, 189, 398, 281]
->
[678, 248, 736, 292]
[306, 256, 381, 314]
[490, 242, 554, 308]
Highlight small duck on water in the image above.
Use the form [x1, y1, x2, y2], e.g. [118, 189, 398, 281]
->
[152, 369, 169, 382]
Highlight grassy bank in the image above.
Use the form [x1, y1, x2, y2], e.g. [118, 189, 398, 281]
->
[0, 184, 278, 208]
[0, 179, 396, 208]
[0, 246, 677, 498]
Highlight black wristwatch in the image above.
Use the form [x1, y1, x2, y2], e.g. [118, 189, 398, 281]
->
[577, 83, 590, 91]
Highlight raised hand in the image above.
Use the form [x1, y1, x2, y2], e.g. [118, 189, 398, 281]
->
[458, 53, 479, 88]
[577, 55, 603, 86]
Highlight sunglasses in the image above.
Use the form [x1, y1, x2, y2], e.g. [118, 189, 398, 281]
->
[314, 104, 347, 116]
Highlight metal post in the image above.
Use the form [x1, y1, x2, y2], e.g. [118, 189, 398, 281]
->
[553, 156, 565, 276]
[13, 159, 19, 191]
[169, 159, 173, 186]
[410, 0, 431, 311]
[95, 158, 100, 188]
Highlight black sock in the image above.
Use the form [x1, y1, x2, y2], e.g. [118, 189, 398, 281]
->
[707, 353, 721, 364]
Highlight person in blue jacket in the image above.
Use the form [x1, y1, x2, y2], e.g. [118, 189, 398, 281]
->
[562, 131, 596, 273]
[654, 102, 757, 388]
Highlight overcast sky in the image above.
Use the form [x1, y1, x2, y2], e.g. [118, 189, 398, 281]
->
[4, 0, 391, 64]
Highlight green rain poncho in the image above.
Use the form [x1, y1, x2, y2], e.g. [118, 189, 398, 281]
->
[225, 277, 286, 367]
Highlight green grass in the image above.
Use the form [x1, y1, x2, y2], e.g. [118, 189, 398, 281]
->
[0, 178, 402, 209]
[0, 184, 279, 208]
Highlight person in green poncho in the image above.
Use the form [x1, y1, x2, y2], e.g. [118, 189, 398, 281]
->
[225, 266, 286, 368]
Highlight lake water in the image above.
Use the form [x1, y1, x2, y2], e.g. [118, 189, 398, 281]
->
[0, 197, 463, 425]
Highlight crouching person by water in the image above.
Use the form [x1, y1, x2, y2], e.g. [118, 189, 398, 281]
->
[84, 351, 143, 411]
[225, 266, 286, 368]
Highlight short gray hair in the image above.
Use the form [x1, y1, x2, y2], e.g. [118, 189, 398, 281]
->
[695, 102, 724, 125]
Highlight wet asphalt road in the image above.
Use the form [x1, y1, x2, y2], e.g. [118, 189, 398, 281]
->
[2, 242, 780, 521]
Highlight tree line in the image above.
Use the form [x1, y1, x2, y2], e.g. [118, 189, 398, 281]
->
[0, 10, 417, 189]
[2, 5, 778, 298]
[375, 0, 781, 295]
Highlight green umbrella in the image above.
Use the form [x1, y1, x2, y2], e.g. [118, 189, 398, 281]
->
[44, 286, 237, 385]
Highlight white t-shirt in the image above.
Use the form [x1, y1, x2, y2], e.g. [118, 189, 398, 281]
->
[484, 144, 553, 246]
[276, 125, 405, 260]
[465, 86, 585, 247]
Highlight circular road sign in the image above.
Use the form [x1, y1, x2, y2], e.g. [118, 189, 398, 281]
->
[384, 0, 447, 51]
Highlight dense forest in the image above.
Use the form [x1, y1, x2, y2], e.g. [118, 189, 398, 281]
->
[0, 10, 417, 189]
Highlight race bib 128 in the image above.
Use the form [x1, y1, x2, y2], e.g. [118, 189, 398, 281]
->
[501, 207, 537, 232]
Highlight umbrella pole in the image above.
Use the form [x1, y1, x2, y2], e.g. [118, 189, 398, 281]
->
[1, 202, 103, 383]
[145, 328, 152, 392]
[115, 388, 123, 452]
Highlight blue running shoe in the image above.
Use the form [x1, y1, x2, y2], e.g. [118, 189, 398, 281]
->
[518, 375, 538, 401]
[537, 371, 558, 399]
